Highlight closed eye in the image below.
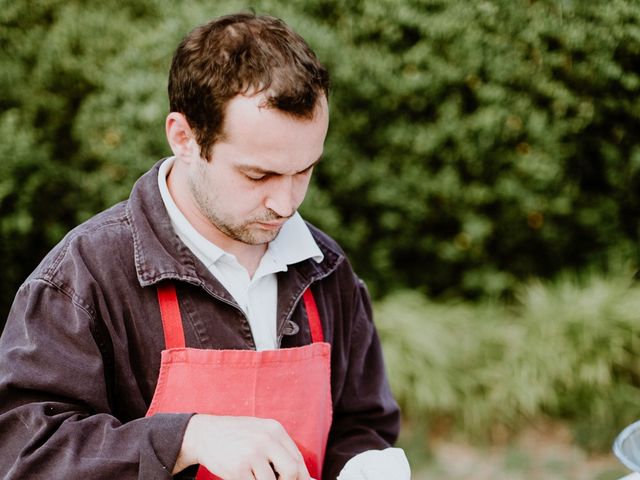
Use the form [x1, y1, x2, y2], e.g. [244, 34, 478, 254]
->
[240, 157, 319, 182]
[245, 173, 268, 182]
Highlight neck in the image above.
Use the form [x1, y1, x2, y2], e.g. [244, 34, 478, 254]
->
[225, 243, 267, 278]
[166, 161, 267, 277]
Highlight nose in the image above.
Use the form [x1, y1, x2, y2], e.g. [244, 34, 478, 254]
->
[264, 176, 297, 218]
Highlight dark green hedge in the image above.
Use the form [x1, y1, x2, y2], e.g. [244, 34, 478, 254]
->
[1, 0, 640, 324]
[298, 0, 640, 298]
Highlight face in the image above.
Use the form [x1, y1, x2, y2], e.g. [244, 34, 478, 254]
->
[186, 93, 329, 246]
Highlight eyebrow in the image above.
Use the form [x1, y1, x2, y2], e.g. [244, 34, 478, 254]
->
[237, 155, 323, 176]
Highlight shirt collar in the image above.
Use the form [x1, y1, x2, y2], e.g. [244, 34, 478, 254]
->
[157, 157, 323, 273]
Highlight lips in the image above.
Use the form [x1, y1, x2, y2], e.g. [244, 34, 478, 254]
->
[256, 220, 285, 230]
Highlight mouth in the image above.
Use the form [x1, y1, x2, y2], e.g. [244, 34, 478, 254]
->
[255, 220, 286, 231]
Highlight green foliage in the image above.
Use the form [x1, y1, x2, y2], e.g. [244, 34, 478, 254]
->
[376, 273, 640, 451]
[0, 0, 244, 315]
[294, 0, 640, 298]
[2, 1, 640, 315]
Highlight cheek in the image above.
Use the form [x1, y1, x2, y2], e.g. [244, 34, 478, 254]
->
[229, 180, 269, 212]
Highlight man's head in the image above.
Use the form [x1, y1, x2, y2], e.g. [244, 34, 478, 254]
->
[168, 12, 330, 159]
[165, 13, 330, 251]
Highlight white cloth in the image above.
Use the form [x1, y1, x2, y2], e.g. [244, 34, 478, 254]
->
[157, 157, 323, 350]
[337, 448, 411, 480]
[620, 474, 640, 480]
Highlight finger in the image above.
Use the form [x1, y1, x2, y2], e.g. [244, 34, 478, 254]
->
[266, 445, 309, 480]
[251, 460, 277, 480]
[262, 420, 306, 467]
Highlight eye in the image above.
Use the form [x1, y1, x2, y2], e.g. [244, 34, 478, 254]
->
[245, 173, 269, 182]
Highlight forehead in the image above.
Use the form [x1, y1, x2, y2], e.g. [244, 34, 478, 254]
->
[214, 93, 329, 172]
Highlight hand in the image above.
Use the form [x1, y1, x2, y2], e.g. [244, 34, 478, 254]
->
[173, 414, 311, 480]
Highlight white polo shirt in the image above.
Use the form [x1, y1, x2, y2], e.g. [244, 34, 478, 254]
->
[157, 157, 324, 351]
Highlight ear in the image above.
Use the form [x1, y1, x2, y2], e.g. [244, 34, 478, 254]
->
[166, 112, 198, 162]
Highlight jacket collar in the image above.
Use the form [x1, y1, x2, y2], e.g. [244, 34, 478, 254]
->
[126, 160, 343, 298]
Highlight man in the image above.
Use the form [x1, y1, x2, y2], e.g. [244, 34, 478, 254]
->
[0, 12, 401, 480]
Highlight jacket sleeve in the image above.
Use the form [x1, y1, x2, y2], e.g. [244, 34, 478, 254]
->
[322, 276, 401, 480]
[0, 279, 191, 479]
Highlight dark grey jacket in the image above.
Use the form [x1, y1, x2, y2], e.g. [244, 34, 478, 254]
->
[0, 161, 400, 480]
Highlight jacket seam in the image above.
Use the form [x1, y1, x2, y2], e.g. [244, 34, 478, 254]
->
[41, 215, 130, 283]
[35, 278, 97, 322]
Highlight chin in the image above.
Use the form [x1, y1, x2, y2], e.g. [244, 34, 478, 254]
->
[237, 229, 280, 246]
[256, 229, 282, 244]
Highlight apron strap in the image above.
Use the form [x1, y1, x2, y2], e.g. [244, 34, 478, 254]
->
[302, 288, 324, 343]
[157, 282, 186, 349]
[156, 283, 324, 348]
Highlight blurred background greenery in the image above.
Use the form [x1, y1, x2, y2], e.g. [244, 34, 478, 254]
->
[1, 0, 640, 477]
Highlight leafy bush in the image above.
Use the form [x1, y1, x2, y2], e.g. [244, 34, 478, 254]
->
[375, 272, 640, 451]
[2, 0, 640, 321]
[294, 0, 640, 299]
[0, 0, 243, 318]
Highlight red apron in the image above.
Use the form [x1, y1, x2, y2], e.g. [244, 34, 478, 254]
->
[146, 283, 332, 480]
